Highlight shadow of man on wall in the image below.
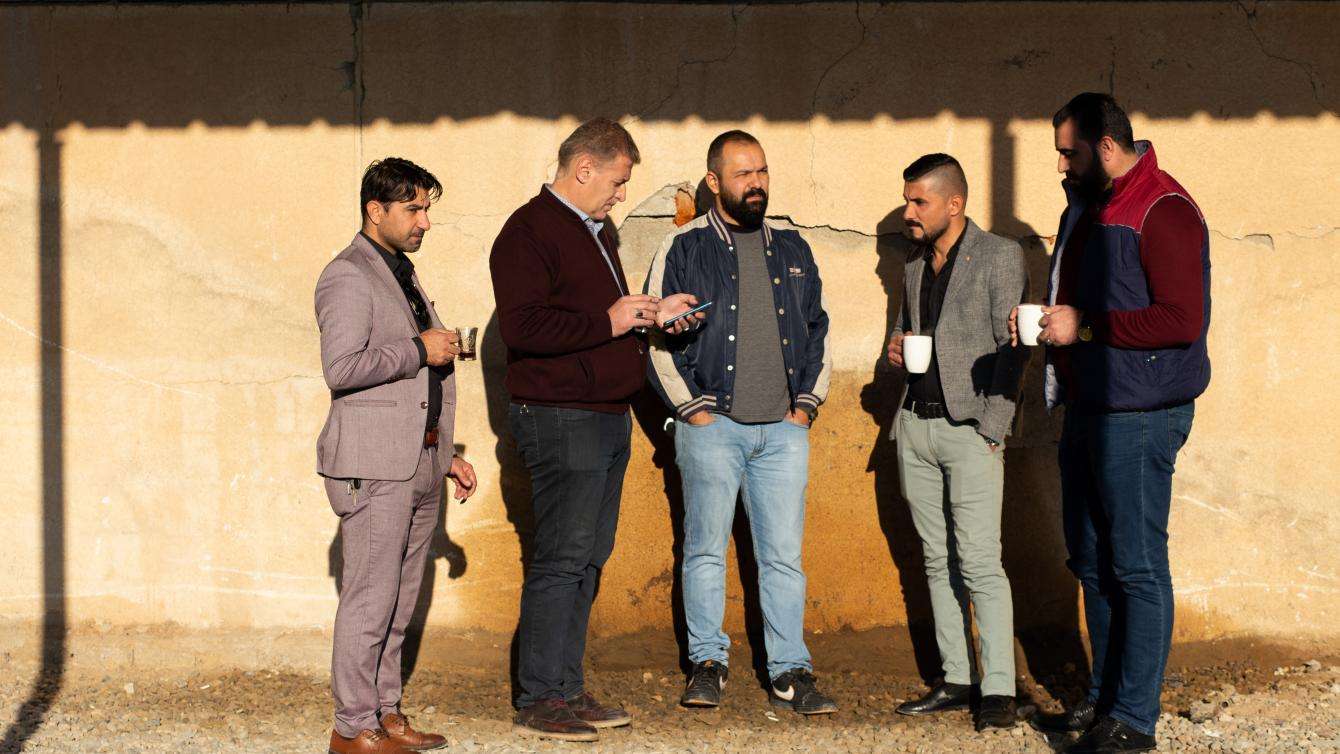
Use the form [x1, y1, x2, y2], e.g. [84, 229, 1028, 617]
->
[861, 203, 1088, 705]
[861, 207, 943, 684]
[479, 310, 536, 707]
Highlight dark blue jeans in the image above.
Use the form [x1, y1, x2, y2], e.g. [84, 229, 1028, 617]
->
[1059, 402, 1194, 735]
[508, 403, 631, 709]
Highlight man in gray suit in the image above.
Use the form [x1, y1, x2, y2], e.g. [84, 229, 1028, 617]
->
[886, 154, 1027, 732]
[316, 158, 478, 754]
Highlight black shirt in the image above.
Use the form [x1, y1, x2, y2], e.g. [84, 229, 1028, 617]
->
[906, 226, 964, 405]
[361, 232, 443, 433]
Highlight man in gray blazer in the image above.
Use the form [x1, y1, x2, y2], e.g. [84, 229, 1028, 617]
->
[316, 158, 477, 754]
[886, 154, 1028, 732]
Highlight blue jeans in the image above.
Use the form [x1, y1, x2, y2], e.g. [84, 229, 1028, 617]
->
[676, 415, 812, 680]
[508, 404, 631, 709]
[1059, 402, 1194, 735]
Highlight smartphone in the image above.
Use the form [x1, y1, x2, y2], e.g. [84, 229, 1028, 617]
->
[662, 300, 714, 328]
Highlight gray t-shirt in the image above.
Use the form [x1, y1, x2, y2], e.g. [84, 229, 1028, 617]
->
[727, 228, 792, 423]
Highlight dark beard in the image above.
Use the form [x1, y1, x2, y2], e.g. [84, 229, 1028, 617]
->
[721, 187, 768, 229]
[1065, 146, 1109, 200]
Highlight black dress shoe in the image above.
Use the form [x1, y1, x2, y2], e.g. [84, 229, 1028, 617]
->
[1067, 716, 1156, 753]
[896, 681, 972, 716]
[974, 694, 1017, 731]
[1031, 697, 1097, 733]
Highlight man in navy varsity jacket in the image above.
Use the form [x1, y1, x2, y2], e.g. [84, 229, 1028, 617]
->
[644, 131, 837, 715]
[1016, 93, 1211, 754]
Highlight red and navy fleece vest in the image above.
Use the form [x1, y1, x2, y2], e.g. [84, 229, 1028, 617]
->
[1055, 142, 1212, 411]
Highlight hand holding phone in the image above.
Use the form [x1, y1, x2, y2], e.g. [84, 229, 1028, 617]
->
[662, 300, 714, 329]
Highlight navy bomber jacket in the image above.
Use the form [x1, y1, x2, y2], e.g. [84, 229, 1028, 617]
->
[643, 207, 832, 421]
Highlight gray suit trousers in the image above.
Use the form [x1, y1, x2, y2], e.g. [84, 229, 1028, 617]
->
[326, 446, 443, 738]
[896, 410, 1015, 696]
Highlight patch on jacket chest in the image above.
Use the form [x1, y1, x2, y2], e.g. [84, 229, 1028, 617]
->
[788, 266, 805, 277]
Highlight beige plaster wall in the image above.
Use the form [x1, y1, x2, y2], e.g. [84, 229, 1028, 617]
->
[1, 2, 1336, 656]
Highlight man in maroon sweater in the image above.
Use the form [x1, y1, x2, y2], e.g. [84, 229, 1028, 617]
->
[489, 118, 699, 742]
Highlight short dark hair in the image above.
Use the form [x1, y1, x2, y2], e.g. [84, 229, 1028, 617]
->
[557, 118, 641, 170]
[360, 157, 442, 219]
[902, 153, 968, 201]
[707, 130, 761, 176]
[1052, 92, 1136, 150]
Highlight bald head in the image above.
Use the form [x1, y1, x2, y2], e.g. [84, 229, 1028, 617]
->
[902, 153, 968, 203]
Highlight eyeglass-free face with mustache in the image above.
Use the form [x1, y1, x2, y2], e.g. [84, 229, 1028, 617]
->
[366, 186, 433, 255]
[902, 179, 955, 245]
[709, 141, 770, 229]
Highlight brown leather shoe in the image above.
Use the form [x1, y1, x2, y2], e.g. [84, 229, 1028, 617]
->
[513, 698, 599, 742]
[568, 691, 632, 729]
[379, 713, 447, 751]
[328, 728, 413, 754]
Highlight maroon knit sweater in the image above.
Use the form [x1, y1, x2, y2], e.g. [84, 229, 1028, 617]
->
[488, 188, 646, 413]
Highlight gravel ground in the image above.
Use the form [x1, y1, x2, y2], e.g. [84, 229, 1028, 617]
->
[3, 657, 1337, 753]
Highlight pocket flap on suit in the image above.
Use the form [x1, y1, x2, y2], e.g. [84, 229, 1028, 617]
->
[345, 399, 398, 407]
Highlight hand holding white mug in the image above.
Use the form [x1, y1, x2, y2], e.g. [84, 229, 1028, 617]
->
[887, 331, 909, 368]
[1039, 305, 1083, 347]
[903, 335, 933, 374]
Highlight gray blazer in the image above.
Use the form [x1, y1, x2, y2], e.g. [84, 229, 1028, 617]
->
[315, 234, 456, 481]
[896, 218, 1027, 444]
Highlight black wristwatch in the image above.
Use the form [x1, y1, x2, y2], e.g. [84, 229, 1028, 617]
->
[800, 405, 819, 423]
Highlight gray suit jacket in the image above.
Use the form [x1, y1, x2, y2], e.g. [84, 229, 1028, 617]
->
[896, 218, 1027, 444]
[315, 234, 457, 481]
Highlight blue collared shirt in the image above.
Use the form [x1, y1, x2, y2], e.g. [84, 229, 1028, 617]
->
[545, 184, 626, 295]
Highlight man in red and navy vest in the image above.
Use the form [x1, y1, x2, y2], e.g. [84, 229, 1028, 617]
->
[1014, 93, 1211, 754]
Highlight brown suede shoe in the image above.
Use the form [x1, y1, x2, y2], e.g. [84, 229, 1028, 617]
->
[568, 691, 632, 729]
[328, 728, 413, 754]
[513, 698, 599, 742]
[379, 713, 447, 751]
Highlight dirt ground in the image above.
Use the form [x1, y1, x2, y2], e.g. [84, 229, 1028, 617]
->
[2, 628, 1337, 753]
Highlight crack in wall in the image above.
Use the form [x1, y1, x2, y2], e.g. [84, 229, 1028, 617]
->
[807, 1, 872, 208]
[1234, 0, 1325, 108]
[633, 4, 744, 121]
[348, 1, 367, 167]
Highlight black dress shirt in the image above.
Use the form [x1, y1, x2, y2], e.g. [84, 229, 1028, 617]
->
[906, 226, 965, 405]
[361, 232, 443, 433]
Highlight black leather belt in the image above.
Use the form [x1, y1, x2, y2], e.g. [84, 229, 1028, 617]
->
[903, 397, 948, 420]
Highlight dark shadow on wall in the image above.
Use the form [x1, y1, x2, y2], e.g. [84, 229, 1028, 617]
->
[400, 443, 470, 684]
[1, 131, 66, 754]
[479, 312, 534, 706]
[862, 206, 943, 683]
[629, 392, 691, 674]
[3, 2, 1335, 131]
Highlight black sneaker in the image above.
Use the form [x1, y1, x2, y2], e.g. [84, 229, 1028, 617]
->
[1067, 716, 1156, 753]
[770, 669, 838, 715]
[681, 660, 728, 707]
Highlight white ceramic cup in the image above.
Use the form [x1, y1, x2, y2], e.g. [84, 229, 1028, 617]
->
[1017, 304, 1045, 346]
[903, 335, 933, 374]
